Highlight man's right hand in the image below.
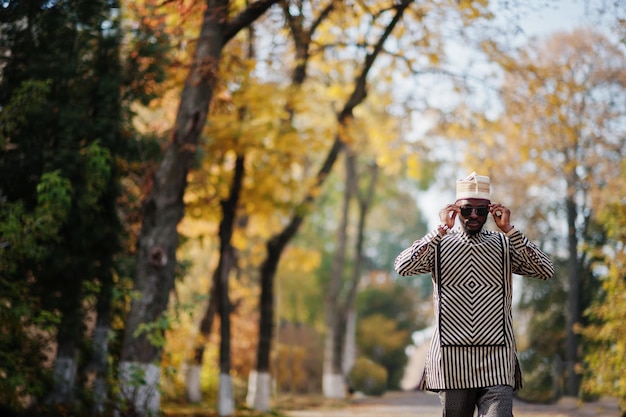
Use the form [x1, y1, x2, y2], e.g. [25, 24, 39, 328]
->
[439, 204, 459, 229]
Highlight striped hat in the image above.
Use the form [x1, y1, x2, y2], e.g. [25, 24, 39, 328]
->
[456, 172, 490, 200]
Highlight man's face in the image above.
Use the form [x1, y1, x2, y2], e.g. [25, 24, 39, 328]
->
[456, 198, 490, 235]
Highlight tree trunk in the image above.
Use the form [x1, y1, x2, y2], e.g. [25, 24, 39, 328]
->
[49, 343, 79, 405]
[565, 192, 581, 396]
[323, 150, 353, 398]
[90, 269, 115, 414]
[91, 323, 111, 413]
[217, 259, 234, 416]
[47, 293, 83, 405]
[247, 3, 336, 409]
[342, 308, 357, 375]
[251, 217, 306, 410]
[119, 2, 278, 415]
[218, 156, 244, 416]
[186, 155, 244, 406]
[323, 151, 378, 398]
[186, 277, 218, 403]
[345, 157, 378, 378]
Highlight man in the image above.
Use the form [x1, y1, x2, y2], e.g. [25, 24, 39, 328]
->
[394, 172, 554, 417]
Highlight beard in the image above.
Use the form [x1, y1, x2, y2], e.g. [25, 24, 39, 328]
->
[462, 219, 484, 235]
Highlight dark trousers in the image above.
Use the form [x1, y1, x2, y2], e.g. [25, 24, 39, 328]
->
[438, 385, 514, 417]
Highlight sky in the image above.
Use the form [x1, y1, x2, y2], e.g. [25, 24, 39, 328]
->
[416, 0, 597, 230]
[517, 0, 588, 36]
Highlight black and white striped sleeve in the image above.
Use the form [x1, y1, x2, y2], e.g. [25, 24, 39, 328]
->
[393, 229, 442, 276]
[507, 228, 554, 280]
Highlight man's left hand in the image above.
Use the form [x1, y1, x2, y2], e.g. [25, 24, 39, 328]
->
[489, 203, 514, 233]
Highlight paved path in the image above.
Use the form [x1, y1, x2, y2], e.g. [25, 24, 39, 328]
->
[285, 391, 620, 417]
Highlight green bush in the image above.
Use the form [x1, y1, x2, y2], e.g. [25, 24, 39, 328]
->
[348, 357, 387, 396]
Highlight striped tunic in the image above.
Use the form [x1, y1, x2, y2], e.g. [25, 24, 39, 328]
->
[394, 227, 554, 391]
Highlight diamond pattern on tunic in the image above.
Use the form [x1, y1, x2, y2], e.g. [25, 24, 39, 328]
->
[438, 237, 506, 347]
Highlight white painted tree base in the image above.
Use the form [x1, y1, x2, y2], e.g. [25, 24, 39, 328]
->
[92, 325, 111, 413]
[323, 373, 346, 399]
[119, 361, 160, 417]
[51, 356, 77, 402]
[245, 370, 271, 411]
[93, 377, 107, 414]
[218, 373, 235, 417]
[185, 364, 202, 403]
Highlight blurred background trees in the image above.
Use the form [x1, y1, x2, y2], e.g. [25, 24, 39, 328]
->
[0, 0, 166, 411]
[1, 0, 624, 416]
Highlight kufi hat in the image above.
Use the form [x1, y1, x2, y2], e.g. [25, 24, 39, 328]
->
[456, 171, 490, 200]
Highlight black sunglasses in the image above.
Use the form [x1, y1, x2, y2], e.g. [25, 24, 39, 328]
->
[460, 206, 489, 217]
